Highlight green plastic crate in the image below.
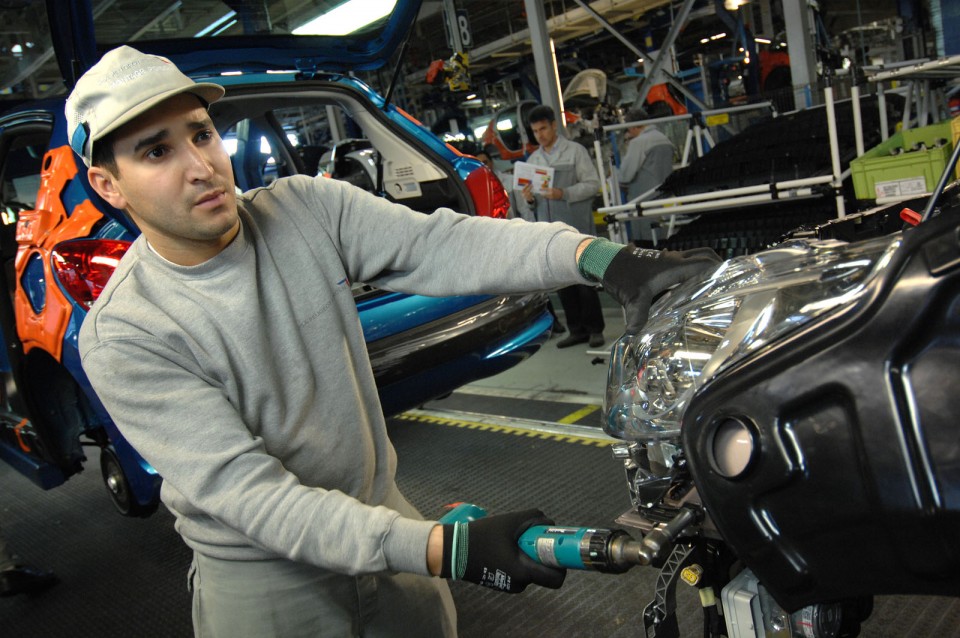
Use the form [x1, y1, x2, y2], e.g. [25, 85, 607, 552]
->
[850, 120, 954, 200]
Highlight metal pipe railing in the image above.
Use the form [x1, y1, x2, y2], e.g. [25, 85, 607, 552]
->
[598, 175, 835, 216]
[604, 189, 822, 219]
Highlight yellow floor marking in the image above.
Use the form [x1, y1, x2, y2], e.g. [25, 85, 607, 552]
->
[557, 404, 600, 425]
[396, 412, 611, 447]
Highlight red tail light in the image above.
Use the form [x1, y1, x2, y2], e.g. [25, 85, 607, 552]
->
[465, 166, 510, 219]
[51, 239, 132, 309]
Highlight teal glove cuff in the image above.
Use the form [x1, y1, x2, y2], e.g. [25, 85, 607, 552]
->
[577, 237, 626, 281]
[440, 522, 469, 580]
[452, 522, 468, 580]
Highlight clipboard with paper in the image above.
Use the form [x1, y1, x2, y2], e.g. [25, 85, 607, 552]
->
[512, 161, 554, 194]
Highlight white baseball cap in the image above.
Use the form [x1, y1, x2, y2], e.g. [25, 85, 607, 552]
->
[65, 45, 224, 167]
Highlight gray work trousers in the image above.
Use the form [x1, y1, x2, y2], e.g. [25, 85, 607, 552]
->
[189, 552, 456, 637]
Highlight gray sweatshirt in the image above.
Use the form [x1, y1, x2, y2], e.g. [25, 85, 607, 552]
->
[617, 127, 674, 202]
[79, 174, 591, 577]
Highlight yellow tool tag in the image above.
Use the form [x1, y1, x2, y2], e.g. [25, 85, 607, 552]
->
[705, 113, 730, 127]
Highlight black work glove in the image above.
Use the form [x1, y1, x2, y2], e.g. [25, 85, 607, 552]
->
[441, 509, 566, 593]
[601, 246, 721, 333]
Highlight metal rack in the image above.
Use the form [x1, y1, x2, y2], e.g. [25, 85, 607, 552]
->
[866, 55, 960, 135]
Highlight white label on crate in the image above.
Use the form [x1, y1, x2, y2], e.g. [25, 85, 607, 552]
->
[875, 177, 927, 199]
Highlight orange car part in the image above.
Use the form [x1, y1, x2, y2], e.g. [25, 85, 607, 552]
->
[14, 145, 103, 361]
[646, 84, 688, 116]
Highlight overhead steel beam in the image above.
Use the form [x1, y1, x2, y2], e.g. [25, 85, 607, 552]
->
[572, 0, 653, 65]
[572, 0, 707, 112]
[442, 0, 465, 54]
[632, 0, 697, 110]
[782, 0, 819, 108]
[404, 0, 669, 86]
[1, 49, 57, 96]
[524, 0, 565, 130]
[126, 2, 183, 42]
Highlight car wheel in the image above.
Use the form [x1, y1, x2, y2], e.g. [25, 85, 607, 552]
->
[99, 447, 158, 518]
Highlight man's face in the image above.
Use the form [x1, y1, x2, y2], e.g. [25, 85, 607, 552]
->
[530, 119, 558, 150]
[88, 93, 238, 266]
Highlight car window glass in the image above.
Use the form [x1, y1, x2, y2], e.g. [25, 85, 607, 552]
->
[496, 109, 521, 152]
[222, 117, 297, 189]
[0, 2, 55, 100]
[1, 130, 51, 211]
[222, 103, 380, 191]
[213, 97, 450, 211]
[271, 105, 343, 177]
[275, 105, 378, 193]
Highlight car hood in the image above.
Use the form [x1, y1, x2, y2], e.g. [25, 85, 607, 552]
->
[49, 0, 422, 87]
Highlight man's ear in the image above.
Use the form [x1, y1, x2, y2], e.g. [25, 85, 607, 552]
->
[87, 166, 127, 210]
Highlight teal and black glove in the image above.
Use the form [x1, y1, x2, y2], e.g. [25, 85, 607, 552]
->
[579, 239, 721, 333]
[440, 509, 566, 593]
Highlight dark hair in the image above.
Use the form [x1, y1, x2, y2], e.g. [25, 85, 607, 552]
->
[91, 129, 120, 176]
[528, 105, 556, 125]
[627, 107, 650, 123]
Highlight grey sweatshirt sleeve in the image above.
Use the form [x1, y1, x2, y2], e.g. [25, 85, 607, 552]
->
[276, 175, 593, 294]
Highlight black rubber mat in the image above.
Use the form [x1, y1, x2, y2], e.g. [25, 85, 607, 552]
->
[1, 418, 959, 637]
[0, 459, 194, 636]
[388, 415, 704, 637]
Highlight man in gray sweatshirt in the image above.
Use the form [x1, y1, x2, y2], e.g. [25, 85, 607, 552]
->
[71, 46, 718, 637]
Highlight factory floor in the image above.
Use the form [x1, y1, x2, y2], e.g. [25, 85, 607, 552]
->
[2, 299, 958, 637]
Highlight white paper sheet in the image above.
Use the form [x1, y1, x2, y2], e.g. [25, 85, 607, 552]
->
[512, 161, 554, 194]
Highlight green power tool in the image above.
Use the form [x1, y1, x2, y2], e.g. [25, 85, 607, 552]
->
[439, 502, 699, 572]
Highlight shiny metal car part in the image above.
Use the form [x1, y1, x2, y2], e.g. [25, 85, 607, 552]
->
[604, 235, 902, 441]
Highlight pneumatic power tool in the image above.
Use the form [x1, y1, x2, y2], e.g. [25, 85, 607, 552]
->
[439, 502, 699, 573]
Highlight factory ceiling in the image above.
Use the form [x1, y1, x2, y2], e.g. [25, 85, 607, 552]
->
[0, 0, 901, 106]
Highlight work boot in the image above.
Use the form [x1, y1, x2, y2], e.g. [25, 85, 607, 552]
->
[556, 333, 588, 348]
[0, 565, 59, 597]
[588, 333, 605, 348]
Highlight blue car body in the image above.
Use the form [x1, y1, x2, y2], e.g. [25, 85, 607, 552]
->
[0, 0, 550, 515]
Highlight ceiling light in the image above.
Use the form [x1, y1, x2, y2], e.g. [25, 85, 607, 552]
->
[294, 0, 398, 36]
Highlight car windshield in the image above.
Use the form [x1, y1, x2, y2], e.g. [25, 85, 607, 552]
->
[1, 2, 56, 99]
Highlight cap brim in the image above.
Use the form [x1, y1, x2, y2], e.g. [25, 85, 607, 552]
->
[91, 82, 225, 150]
